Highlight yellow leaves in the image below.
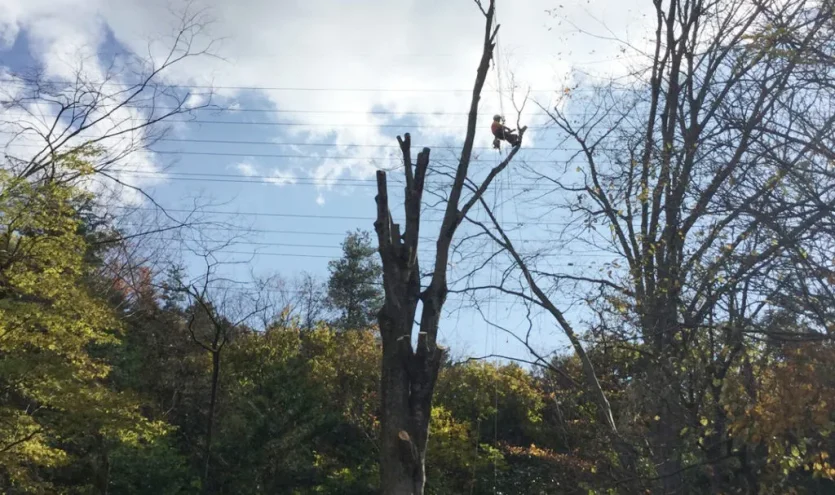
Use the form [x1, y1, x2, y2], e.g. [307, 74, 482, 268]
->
[723, 343, 835, 488]
[436, 361, 545, 427]
[0, 170, 165, 490]
[637, 182, 650, 204]
[0, 409, 69, 490]
[427, 405, 505, 480]
[609, 297, 629, 315]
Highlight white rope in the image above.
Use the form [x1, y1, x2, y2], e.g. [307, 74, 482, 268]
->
[490, 5, 503, 494]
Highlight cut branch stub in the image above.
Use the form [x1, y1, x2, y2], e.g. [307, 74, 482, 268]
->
[374, 170, 393, 253]
[398, 133, 413, 190]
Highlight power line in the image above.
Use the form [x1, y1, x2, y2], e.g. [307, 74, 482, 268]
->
[181, 250, 336, 259]
[153, 137, 578, 157]
[6, 141, 608, 163]
[159, 239, 342, 250]
[157, 247, 609, 265]
[122, 105, 596, 117]
[121, 225, 620, 254]
[15, 118, 558, 129]
[154, 237, 618, 257]
[1, 77, 641, 94]
[178, 285, 536, 306]
[144, 149, 567, 164]
[80, 48, 645, 64]
[110, 172, 405, 186]
[111, 170, 567, 192]
[114, 206, 578, 226]
[120, 226, 349, 237]
[179, 119, 552, 128]
[152, 137, 572, 152]
[4, 135, 586, 152]
[121, 172, 382, 187]
[115, 206, 371, 221]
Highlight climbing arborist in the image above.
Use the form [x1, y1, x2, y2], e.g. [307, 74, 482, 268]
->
[490, 114, 525, 149]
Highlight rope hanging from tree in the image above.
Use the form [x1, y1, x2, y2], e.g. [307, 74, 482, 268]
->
[488, 22, 526, 152]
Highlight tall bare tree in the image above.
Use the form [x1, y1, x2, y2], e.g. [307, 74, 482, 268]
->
[372, 0, 526, 492]
[462, 0, 835, 491]
[170, 256, 271, 493]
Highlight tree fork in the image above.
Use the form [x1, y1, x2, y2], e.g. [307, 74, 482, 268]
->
[373, 1, 505, 492]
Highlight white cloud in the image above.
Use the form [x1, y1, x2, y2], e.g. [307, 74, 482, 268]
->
[231, 162, 296, 186]
[0, 0, 655, 199]
[264, 168, 297, 187]
[0, 68, 166, 206]
[234, 162, 258, 177]
[185, 93, 208, 109]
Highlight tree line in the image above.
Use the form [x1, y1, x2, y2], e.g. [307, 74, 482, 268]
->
[0, 164, 831, 493]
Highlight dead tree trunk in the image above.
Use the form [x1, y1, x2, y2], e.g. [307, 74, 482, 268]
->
[373, 1, 524, 492]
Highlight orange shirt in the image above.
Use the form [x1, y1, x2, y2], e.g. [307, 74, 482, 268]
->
[491, 121, 502, 136]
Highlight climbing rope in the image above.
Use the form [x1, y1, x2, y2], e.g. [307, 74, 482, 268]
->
[490, 6, 504, 493]
[493, 6, 506, 155]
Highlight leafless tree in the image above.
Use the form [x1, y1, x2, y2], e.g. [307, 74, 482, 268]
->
[0, 3, 219, 218]
[170, 254, 271, 493]
[296, 272, 328, 330]
[246, 272, 326, 331]
[372, 0, 527, 492]
[457, 0, 835, 491]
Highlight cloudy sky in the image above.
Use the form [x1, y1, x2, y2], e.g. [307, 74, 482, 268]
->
[0, 0, 653, 359]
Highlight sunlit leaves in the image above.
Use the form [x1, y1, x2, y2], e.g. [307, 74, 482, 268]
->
[725, 343, 835, 491]
[0, 169, 163, 491]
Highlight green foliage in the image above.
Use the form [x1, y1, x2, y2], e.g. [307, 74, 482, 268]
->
[4, 166, 832, 494]
[106, 437, 198, 495]
[209, 326, 381, 493]
[424, 405, 503, 495]
[0, 171, 166, 492]
[435, 361, 545, 446]
[326, 230, 382, 330]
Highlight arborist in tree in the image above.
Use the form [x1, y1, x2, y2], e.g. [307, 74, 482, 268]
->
[490, 114, 525, 149]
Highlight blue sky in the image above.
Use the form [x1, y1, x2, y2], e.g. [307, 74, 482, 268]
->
[0, 0, 652, 362]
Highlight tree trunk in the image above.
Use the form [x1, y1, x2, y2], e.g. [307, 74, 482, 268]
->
[647, 307, 685, 494]
[203, 349, 220, 493]
[374, 3, 505, 492]
[95, 434, 110, 495]
[375, 156, 444, 495]
[378, 311, 433, 493]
